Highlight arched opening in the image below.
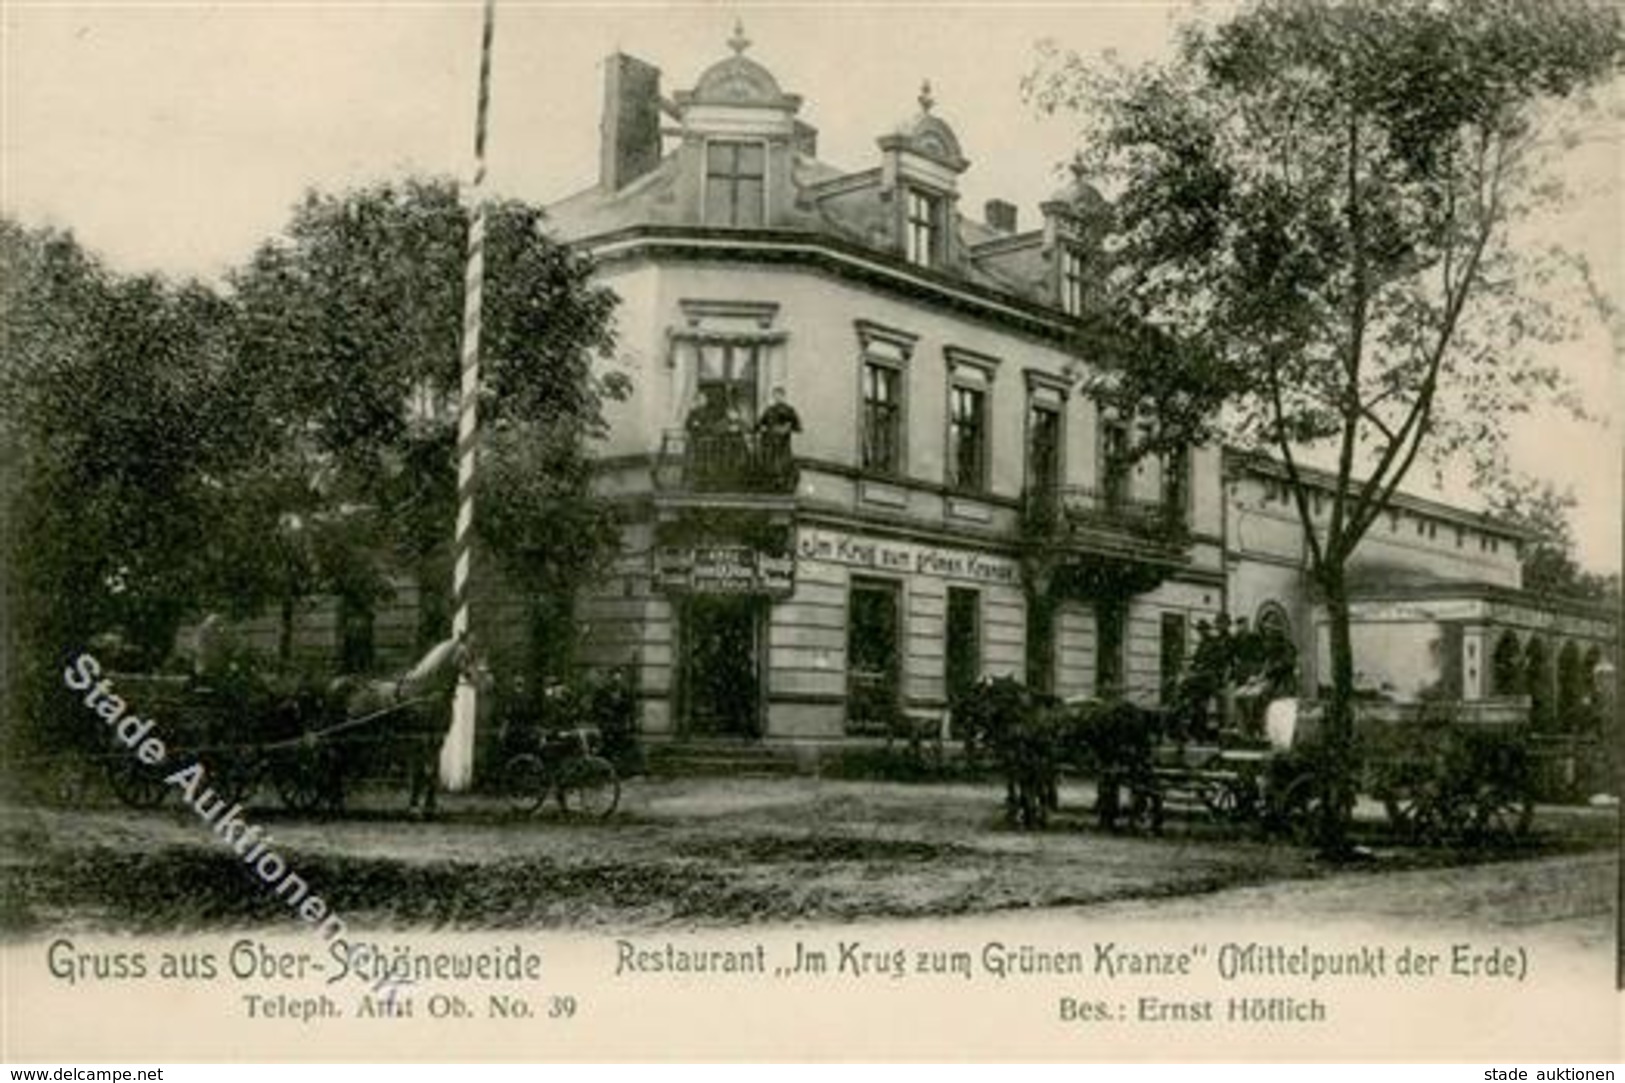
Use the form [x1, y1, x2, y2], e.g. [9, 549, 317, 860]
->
[1524, 637, 1552, 731]
[1490, 631, 1522, 696]
[1556, 641, 1585, 730]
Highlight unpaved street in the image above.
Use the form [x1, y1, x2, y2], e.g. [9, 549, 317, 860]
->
[2, 776, 1616, 939]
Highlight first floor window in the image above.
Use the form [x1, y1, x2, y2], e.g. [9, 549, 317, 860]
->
[1163, 445, 1189, 519]
[862, 361, 903, 474]
[694, 340, 759, 422]
[1102, 420, 1129, 508]
[948, 384, 987, 492]
[1028, 402, 1062, 496]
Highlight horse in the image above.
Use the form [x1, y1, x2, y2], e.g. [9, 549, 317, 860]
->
[325, 636, 477, 816]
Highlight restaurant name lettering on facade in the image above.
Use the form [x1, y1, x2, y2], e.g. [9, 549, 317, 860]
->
[657, 546, 795, 596]
[796, 529, 1019, 585]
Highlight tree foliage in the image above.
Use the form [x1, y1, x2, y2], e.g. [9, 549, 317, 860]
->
[228, 178, 627, 666]
[1028, 0, 1622, 852]
[3, 180, 628, 754]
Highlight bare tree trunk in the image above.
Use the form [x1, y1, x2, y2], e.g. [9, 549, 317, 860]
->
[1319, 566, 1358, 858]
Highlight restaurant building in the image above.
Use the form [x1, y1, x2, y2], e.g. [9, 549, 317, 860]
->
[549, 33, 1226, 744]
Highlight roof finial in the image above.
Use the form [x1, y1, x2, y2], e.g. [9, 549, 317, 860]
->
[1069, 152, 1087, 183]
[728, 19, 751, 56]
[918, 79, 935, 113]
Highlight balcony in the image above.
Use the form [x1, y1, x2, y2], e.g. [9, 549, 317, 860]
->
[653, 430, 799, 498]
[1021, 482, 1190, 559]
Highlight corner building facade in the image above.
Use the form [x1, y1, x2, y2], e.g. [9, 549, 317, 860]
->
[551, 38, 1225, 745]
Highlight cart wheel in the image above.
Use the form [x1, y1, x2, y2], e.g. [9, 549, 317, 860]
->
[1464, 785, 1535, 845]
[106, 757, 168, 809]
[273, 745, 326, 814]
[555, 755, 620, 819]
[1200, 780, 1245, 824]
[503, 753, 549, 816]
[201, 753, 256, 810]
[1380, 782, 1432, 841]
[1278, 775, 1349, 845]
[1126, 784, 1163, 835]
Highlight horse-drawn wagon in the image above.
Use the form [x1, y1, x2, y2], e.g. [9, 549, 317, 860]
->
[960, 676, 1539, 845]
[91, 638, 622, 819]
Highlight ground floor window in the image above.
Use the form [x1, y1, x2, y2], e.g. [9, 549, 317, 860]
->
[679, 595, 763, 737]
[1025, 598, 1055, 695]
[1096, 600, 1125, 698]
[1159, 612, 1186, 706]
[847, 577, 901, 734]
[946, 587, 981, 710]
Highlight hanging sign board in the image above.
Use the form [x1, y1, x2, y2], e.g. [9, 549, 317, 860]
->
[656, 546, 795, 596]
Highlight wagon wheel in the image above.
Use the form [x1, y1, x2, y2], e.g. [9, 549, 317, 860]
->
[1276, 774, 1354, 845]
[272, 742, 329, 814]
[1125, 780, 1164, 835]
[502, 753, 549, 816]
[1379, 777, 1435, 841]
[1463, 783, 1535, 845]
[106, 757, 168, 809]
[555, 755, 620, 819]
[200, 751, 258, 810]
[1200, 777, 1255, 824]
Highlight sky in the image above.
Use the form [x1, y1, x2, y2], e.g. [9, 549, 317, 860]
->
[4, 0, 1620, 571]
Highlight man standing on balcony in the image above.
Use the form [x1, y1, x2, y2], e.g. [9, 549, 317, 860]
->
[756, 386, 801, 489]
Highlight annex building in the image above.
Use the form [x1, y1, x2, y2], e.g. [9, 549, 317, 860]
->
[541, 34, 1614, 751]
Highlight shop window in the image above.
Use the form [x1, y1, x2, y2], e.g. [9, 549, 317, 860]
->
[847, 578, 902, 734]
[1159, 612, 1186, 706]
[1096, 600, 1125, 698]
[946, 588, 981, 707]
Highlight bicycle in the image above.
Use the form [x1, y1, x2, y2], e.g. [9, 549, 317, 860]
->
[501, 725, 621, 818]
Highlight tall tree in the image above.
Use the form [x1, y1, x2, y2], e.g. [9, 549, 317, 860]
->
[1, 222, 248, 752]
[230, 178, 627, 675]
[1028, 0, 1622, 852]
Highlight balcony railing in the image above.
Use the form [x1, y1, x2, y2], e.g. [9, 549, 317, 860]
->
[1022, 483, 1189, 546]
[653, 430, 799, 495]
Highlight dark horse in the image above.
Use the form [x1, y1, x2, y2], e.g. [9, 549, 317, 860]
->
[324, 637, 475, 816]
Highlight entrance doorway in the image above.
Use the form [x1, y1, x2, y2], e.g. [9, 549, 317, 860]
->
[679, 596, 764, 737]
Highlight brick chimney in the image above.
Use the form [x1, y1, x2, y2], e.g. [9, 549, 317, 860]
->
[600, 53, 662, 192]
[984, 199, 1018, 233]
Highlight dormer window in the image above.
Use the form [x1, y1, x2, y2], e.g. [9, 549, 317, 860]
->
[705, 140, 766, 227]
[1060, 246, 1087, 316]
[905, 189, 944, 267]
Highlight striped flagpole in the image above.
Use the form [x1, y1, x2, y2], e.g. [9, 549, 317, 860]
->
[439, 0, 496, 792]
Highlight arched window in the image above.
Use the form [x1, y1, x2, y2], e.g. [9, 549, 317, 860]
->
[1557, 641, 1585, 730]
[1524, 637, 1553, 730]
[1491, 632, 1522, 696]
